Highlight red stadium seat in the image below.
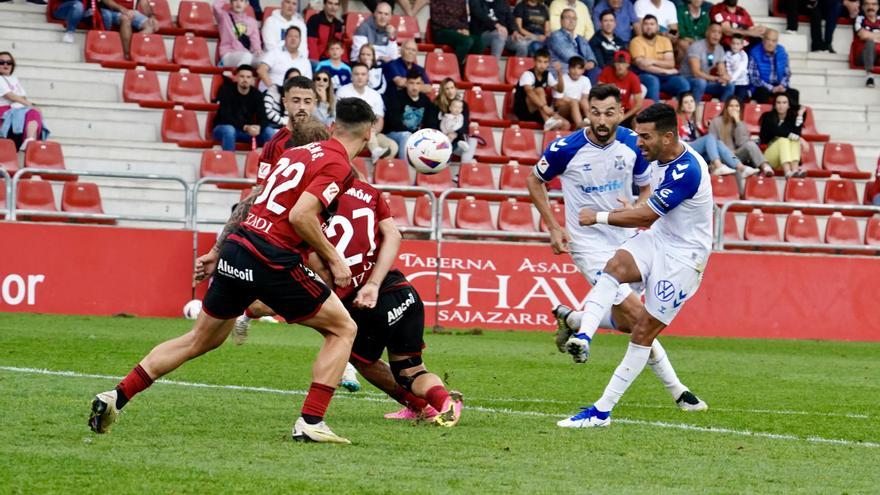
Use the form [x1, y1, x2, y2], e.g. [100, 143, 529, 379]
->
[722, 210, 740, 241]
[61, 182, 115, 224]
[200, 150, 248, 189]
[500, 88, 540, 129]
[414, 193, 452, 228]
[711, 174, 740, 206]
[173, 35, 225, 74]
[177, 1, 219, 37]
[0, 138, 19, 176]
[539, 200, 566, 232]
[784, 211, 821, 245]
[822, 142, 872, 179]
[801, 107, 830, 142]
[454, 196, 493, 230]
[823, 178, 859, 206]
[825, 214, 861, 245]
[469, 124, 504, 163]
[415, 166, 455, 194]
[373, 158, 412, 186]
[344, 12, 370, 39]
[24, 141, 75, 181]
[783, 177, 820, 204]
[504, 56, 534, 85]
[382, 192, 411, 226]
[464, 88, 508, 127]
[542, 130, 567, 151]
[244, 150, 260, 179]
[263, 6, 278, 18]
[700, 100, 724, 133]
[799, 139, 829, 177]
[161, 109, 213, 148]
[16, 179, 58, 222]
[130, 33, 180, 71]
[220, 1, 255, 18]
[865, 215, 880, 246]
[501, 126, 539, 164]
[864, 158, 880, 204]
[85, 31, 136, 69]
[167, 73, 218, 111]
[143, 0, 183, 35]
[123, 69, 174, 108]
[743, 103, 770, 135]
[204, 111, 251, 151]
[498, 198, 536, 232]
[740, 176, 781, 212]
[457, 162, 497, 193]
[210, 74, 231, 101]
[425, 50, 463, 84]
[498, 162, 530, 191]
[0, 182, 5, 219]
[351, 157, 370, 179]
[393, 15, 420, 40]
[464, 55, 510, 91]
[743, 210, 781, 243]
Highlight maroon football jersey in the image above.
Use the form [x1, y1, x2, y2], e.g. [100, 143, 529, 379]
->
[325, 180, 393, 299]
[256, 126, 292, 187]
[242, 138, 354, 255]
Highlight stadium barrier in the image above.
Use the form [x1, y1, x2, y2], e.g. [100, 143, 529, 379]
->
[1, 168, 10, 216]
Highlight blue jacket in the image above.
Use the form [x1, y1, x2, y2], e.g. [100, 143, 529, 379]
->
[546, 29, 597, 70]
[0, 107, 49, 140]
[748, 43, 791, 92]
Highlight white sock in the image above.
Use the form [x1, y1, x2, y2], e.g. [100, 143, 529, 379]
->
[648, 339, 687, 400]
[577, 273, 620, 340]
[239, 315, 252, 323]
[593, 342, 651, 412]
[566, 310, 616, 332]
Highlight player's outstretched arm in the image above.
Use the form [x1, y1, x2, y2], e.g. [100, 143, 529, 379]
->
[353, 218, 401, 309]
[527, 173, 569, 254]
[579, 204, 659, 228]
[290, 192, 352, 288]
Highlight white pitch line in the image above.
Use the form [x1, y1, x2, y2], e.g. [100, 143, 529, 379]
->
[624, 401, 870, 420]
[1, 365, 877, 449]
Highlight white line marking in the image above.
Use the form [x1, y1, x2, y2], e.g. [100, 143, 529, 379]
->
[625, 402, 870, 420]
[1, 365, 876, 449]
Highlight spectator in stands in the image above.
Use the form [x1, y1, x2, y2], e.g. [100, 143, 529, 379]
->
[100, 0, 160, 59]
[513, 0, 552, 55]
[630, 15, 690, 101]
[709, 96, 774, 176]
[358, 44, 388, 95]
[312, 69, 336, 125]
[383, 70, 439, 159]
[634, 0, 678, 33]
[383, 39, 430, 93]
[853, 0, 880, 88]
[547, 9, 600, 79]
[431, 0, 485, 66]
[681, 23, 734, 104]
[597, 50, 643, 125]
[590, 9, 627, 68]
[256, 27, 312, 91]
[0, 52, 47, 151]
[261, 0, 309, 58]
[748, 29, 799, 105]
[439, 98, 471, 157]
[725, 33, 750, 100]
[434, 78, 476, 161]
[471, 0, 529, 57]
[350, 2, 400, 63]
[549, 0, 596, 40]
[264, 67, 301, 130]
[676, 0, 710, 60]
[337, 62, 398, 160]
[306, 0, 343, 62]
[513, 48, 570, 130]
[676, 92, 743, 176]
[592, 0, 638, 44]
[314, 39, 352, 90]
[212, 64, 272, 151]
[759, 91, 806, 177]
[53, 0, 110, 44]
[214, 0, 262, 67]
[553, 56, 592, 128]
[709, 0, 766, 47]
[783, 0, 842, 53]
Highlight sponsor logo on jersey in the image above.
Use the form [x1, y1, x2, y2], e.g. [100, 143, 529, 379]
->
[217, 258, 254, 282]
[257, 162, 271, 180]
[578, 180, 623, 194]
[659, 188, 672, 199]
[654, 280, 675, 302]
[345, 187, 373, 204]
[536, 156, 550, 174]
[614, 156, 626, 171]
[322, 182, 340, 203]
[387, 291, 416, 325]
[582, 162, 592, 172]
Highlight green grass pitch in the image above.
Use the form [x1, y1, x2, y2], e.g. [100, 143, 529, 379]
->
[1, 313, 878, 494]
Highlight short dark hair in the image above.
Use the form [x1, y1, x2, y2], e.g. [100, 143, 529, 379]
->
[0, 51, 15, 75]
[283, 75, 316, 95]
[589, 84, 621, 103]
[287, 117, 331, 147]
[676, 91, 695, 109]
[642, 14, 658, 24]
[731, 33, 744, 41]
[534, 48, 551, 60]
[405, 68, 423, 80]
[235, 64, 255, 75]
[568, 56, 585, 69]
[283, 67, 302, 80]
[635, 103, 678, 134]
[599, 9, 615, 21]
[336, 97, 377, 127]
[284, 25, 301, 37]
[350, 62, 368, 72]
[327, 38, 344, 49]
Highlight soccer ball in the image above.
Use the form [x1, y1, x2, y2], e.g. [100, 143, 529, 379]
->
[405, 128, 452, 175]
[183, 299, 202, 320]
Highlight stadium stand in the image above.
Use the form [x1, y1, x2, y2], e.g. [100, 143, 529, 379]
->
[16, 179, 58, 222]
[61, 181, 116, 225]
[123, 69, 175, 108]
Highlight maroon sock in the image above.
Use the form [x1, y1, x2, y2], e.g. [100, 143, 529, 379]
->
[301, 382, 336, 422]
[390, 385, 429, 410]
[424, 385, 450, 412]
[114, 364, 154, 409]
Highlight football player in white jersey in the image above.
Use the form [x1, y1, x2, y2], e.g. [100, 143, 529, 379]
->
[556, 103, 714, 428]
[528, 85, 708, 419]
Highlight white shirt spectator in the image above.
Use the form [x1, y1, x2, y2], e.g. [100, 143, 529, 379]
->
[725, 50, 749, 86]
[518, 69, 558, 88]
[0, 75, 27, 109]
[259, 48, 313, 88]
[261, 10, 309, 59]
[336, 83, 385, 117]
[553, 73, 592, 100]
[634, 0, 678, 30]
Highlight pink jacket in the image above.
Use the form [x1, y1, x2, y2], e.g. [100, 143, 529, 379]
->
[213, 0, 262, 57]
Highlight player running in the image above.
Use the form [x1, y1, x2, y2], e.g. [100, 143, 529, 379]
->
[88, 98, 376, 444]
[528, 84, 708, 414]
[556, 103, 714, 428]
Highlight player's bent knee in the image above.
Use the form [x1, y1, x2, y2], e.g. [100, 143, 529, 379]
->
[390, 356, 427, 391]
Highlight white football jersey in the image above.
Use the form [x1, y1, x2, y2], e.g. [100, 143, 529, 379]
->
[645, 143, 714, 271]
[535, 127, 652, 253]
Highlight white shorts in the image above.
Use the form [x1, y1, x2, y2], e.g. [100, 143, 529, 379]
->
[619, 230, 704, 326]
[571, 250, 633, 306]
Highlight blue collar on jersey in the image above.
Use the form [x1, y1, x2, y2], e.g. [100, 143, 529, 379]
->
[656, 144, 688, 167]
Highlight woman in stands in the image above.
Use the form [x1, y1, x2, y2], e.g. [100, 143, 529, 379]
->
[433, 78, 476, 162]
[675, 92, 753, 177]
[357, 44, 387, 95]
[0, 52, 46, 151]
[709, 96, 774, 177]
[213, 0, 263, 67]
[758, 91, 807, 178]
[313, 69, 336, 125]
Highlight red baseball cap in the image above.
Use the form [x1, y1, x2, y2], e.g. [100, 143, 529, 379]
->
[613, 50, 631, 64]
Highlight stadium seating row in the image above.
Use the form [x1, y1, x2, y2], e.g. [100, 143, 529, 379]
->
[2, 179, 113, 224]
[723, 210, 880, 250]
[712, 174, 873, 211]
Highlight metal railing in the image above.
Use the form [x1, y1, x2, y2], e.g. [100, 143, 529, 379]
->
[435, 188, 564, 243]
[375, 184, 436, 239]
[9, 168, 191, 225]
[1, 168, 10, 216]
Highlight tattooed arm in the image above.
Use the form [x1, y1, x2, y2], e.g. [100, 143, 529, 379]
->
[193, 185, 262, 285]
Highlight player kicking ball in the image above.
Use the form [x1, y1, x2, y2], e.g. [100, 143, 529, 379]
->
[88, 98, 378, 444]
[554, 103, 714, 428]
